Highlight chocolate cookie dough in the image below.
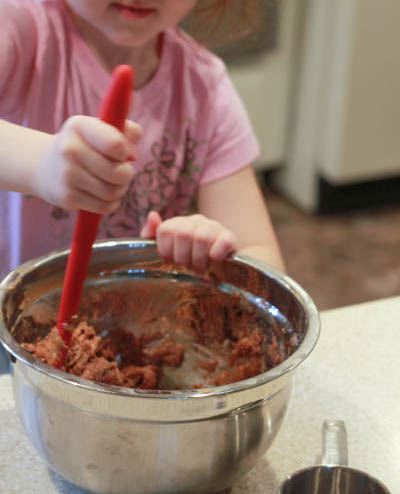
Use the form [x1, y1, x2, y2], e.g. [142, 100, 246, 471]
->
[23, 322, 184, 389]
[20, 279, 300, 390]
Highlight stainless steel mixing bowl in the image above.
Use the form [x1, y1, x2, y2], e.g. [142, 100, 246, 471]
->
[0, 239, 319, 494]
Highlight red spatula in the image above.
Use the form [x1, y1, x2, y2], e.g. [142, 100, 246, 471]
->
[55, 65, 134, 368]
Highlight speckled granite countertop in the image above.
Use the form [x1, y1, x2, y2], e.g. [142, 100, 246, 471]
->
[0, 297, 399, 494]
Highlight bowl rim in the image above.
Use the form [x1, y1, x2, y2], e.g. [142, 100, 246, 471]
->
[0, 239, 320, 400]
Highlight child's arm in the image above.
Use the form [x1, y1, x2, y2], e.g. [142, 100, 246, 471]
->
[198, 165, 285, 271]
[140, 58, 285, 272]
[141, 165, 285, 272]
[0, 117, 140, 213]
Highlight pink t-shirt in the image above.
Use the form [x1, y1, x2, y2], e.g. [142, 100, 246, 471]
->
[0, 0, 259, 278]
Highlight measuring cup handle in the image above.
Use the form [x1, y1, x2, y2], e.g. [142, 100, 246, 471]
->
[321, 420, 349, 466]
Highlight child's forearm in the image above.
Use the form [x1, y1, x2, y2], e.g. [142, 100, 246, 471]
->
[0, 119, 53, 195]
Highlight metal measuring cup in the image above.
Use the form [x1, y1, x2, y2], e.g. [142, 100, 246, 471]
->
[278, 420, 391, 494]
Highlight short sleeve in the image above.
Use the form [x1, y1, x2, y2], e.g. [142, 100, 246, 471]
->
[199, 69, 260, 185]
[0, 1, 36, 120]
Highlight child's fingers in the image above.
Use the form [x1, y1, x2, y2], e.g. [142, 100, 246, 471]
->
[209, 230, 237, 261]
[69, 167, 129, 204]
[55, 161, 127, 212]
[64, 188, 121, 214]
[173, 227, 196, 266]
[156, 232, 174, 263]
[191, 223, 219, 272]
[59, 130, 135, 186]
[159, 218, 196, 266]
[140, 217, 152, 239]
[156, 215, 236, 269]
[191, 239, 211, 272]
[82, 153, 134, 187]
[77, 193, 121, 215]
[156, 218, 186, 263]
[140, 211, 162, 238]
[124, 121, 142, 160]
[63, 115, 131, 161]
[124, 120, 142, 144]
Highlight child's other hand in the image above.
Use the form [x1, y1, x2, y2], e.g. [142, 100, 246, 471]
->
[35, 116, 142, 213]
[140, 212, 237, 272]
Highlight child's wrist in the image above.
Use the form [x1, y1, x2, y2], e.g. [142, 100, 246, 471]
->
[29, 132, 56, 200]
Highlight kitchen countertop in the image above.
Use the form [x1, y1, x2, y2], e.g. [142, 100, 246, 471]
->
[0, 296, 399, 493]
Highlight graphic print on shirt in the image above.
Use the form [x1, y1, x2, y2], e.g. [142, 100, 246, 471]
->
[48, 126, 204, 238]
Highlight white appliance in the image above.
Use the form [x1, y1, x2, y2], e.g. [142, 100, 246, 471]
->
[276, 0, 400, 211]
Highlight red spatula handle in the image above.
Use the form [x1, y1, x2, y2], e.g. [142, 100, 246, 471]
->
[56, 65, 134, 348]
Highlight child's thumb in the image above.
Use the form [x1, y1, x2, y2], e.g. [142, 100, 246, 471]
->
[140, 211, 162, 239]
[124, 120, 142, 143]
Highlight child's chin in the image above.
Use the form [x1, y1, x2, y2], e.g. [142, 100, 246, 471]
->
[107, 28, 158, 48]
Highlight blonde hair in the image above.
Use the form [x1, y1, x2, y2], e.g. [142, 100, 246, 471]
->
[186, 0, 266, 47]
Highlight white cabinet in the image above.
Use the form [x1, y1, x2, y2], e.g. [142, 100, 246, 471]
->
[277, 0, 400, 210]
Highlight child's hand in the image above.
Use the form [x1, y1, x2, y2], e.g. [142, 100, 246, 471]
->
[34, 116, 142, 213]
[140, 211, 237, 272]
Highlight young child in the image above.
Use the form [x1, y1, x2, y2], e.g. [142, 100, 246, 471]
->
[0, 0, 285, 280]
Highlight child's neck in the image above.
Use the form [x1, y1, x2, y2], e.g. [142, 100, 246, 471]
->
[72, 14, 160, 89]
